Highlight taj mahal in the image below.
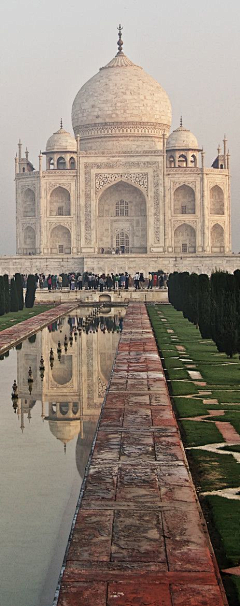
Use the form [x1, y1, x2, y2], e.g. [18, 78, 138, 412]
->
[7, 26, 239, 276]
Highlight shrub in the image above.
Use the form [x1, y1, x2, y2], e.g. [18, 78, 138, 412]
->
[10, 278, 19, 312]
[25, 274, 36, 308]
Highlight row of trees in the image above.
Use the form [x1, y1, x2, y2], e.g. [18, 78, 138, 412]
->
[168, 270, 240, 357]
[0, 274, 36, 316]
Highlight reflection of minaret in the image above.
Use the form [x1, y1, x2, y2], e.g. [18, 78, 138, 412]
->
[20, 401, 25, 433]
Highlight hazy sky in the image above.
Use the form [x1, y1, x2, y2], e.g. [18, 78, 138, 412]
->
[0, 0, 239, 254]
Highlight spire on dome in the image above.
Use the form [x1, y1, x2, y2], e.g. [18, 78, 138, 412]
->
[60, 118, 63, 129]
[180, 116, 183, 128]
[117, 24, 123, 55]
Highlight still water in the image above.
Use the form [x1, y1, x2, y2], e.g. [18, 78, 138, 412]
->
[0, 307, 125, 606]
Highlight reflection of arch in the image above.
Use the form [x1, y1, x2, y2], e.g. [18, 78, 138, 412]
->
[49, 186, 70, 216]
[98, 181, 147, 253]
[178, 154, 187, 168]
[210, 185, 224, 215]
[52, 356, 72, 384]
[69, 157, 76, 169]
[211, 224, 225, 252]
[168, 155, 175, 168]
[57, 156, 66, 169]
[116, 231, 129, 253]
[50, 225, 71, 254]
[174, 185, 195, 214]
[23, 226, 36, 251]
[23, 188, 35, 217]
[174, 224, 196, 253]
[60, 403, 69, 416]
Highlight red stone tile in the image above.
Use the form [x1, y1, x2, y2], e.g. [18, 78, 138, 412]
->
[120, 432, 155, 460]
[171, 583, 226, 605]
[111, 511, 166, 562]
[58, 582, 107, 606]
[108, 582, 172, 605]
[82, 464, 118, 502]
[67, 511, 113, 562]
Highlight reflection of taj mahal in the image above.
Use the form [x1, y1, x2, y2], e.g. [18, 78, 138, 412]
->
[14, 27, 233, 275]
[16, 309, 124, 451]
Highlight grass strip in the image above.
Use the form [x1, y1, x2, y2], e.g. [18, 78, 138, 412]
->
[0, 305, 54, 332]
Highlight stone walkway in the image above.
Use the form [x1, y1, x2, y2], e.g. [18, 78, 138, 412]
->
[57, 303, 228, 606]
[0, 304, 77, 354]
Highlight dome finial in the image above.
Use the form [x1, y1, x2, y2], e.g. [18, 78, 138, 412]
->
[180, 115, 183, 128]
[117, 24, 123, 55]
[60, 118, 63, 129]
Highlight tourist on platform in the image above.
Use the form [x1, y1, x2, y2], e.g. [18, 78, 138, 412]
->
[77, 274, 83, 290]
[134, 272, 140, 289]
[139, 272, 145, 289]
[148, 272, 153, 289]
[47, 275, 52, 291]
[125, 272, 129, 290]
[99, 276, 105, 292]
[58, 274, 63, 290]
[114, 274, 119, 290]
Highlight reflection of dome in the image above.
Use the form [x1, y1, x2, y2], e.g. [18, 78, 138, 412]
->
[49, 420, 80, 443]
[52, 356, 72, 385]
[46, 127, 77, 153]
[167, 126, 199, 150]
[72, 51, 172, 146]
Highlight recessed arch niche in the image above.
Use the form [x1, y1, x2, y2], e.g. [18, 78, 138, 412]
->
[23, 225, 36, 252]
[98, 181, 147, 253]
[49, 186, 71, 216]
[174, 224, 196, 253]
[23, 188, 36, 217]
[210, 185, 224, 215]
[50, 225, 71, 254]
[174, 185, 195, 214]
[211, 224, 225, 252]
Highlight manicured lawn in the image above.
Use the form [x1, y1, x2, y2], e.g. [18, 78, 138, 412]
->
[181, 419, 223, 446]
[148, 303, 240, 606]
[0, 305, 54, 332]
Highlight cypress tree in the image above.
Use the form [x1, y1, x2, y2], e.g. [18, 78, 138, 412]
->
[188, 273, 199, 325]
[25, 274, 36, 308]
[221, 274, 238, 357]
[3, 274, 10, 314]
[198, 274, 211, 338]
[234, 270, 240, 354]
[10, 278, 19, 312]
[15, 273, 24, 310]
[179, 272, 190, 318]
[0, 276, 5, 316]
[210, 271, 227, 353]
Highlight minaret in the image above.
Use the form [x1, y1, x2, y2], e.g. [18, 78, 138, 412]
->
[223, 135, 227, 169]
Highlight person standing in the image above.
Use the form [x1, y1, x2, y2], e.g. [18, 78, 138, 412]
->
[125, 272, 129, 290]
[134, 272, 140, 290]
[77, 274, 83, 290]
[148, 272, 153, 289]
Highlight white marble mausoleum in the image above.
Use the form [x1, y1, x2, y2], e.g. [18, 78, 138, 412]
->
[11, 26, 239, 276]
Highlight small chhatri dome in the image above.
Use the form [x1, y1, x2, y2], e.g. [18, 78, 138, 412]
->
[167, 121, 199, 150]
[46, 122, 77, 153]
[72, 26, 172, 147]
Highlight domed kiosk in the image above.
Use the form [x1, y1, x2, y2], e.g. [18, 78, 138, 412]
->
[15, 25, 231, 268]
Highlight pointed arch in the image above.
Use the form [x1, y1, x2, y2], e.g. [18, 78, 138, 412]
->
[23, 225, 36, 253]
[23, 188, 36, 217]
[174, 185, 195, 214]
[50, 225, 71, 254]
[174, 224, 196, 253]
[57, 156, 66, 170]
[211, 223, 225, 252]
[98, 180, 147, 253]
[49, 186, 71, 216]
[210, 185, 224, 215]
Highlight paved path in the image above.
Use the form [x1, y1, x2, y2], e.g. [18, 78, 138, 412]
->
[57, 303, 228, 606]
[0, 304, 77, 354]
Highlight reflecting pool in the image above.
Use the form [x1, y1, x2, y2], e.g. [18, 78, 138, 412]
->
[0, 307, 125, 606]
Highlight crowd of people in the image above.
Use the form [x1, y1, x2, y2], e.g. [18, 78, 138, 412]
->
[22, 271, 169, 292]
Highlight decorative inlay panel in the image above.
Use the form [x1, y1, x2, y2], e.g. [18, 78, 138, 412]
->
[95, 172, 148, 194]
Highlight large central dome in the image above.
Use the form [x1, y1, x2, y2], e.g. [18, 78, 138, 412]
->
[72, 39, 172, 151]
